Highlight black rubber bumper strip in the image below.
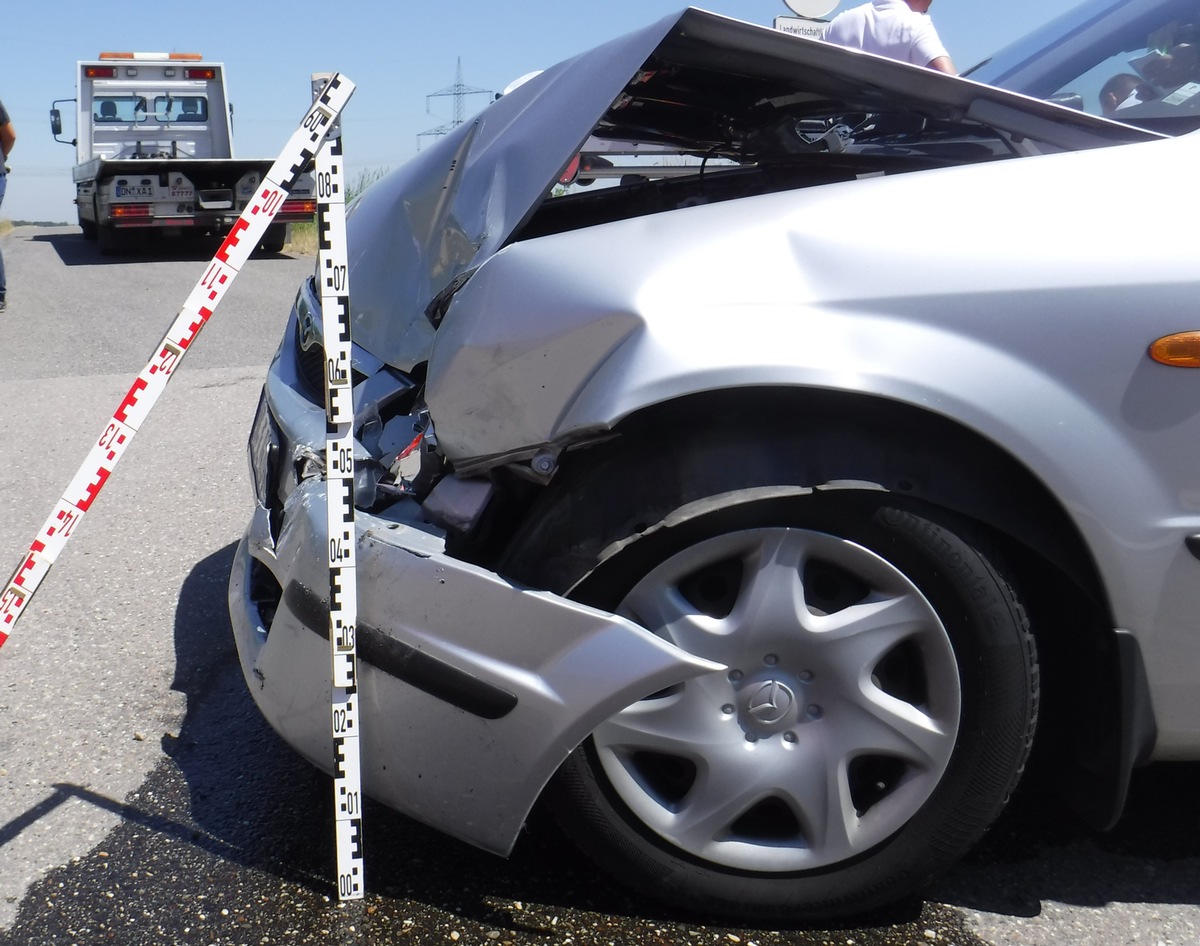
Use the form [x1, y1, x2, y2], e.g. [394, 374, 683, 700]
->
[283, 579, 518, 720]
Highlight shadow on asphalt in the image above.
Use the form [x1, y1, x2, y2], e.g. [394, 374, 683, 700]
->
[160, 542, 328, 884]
[933, 758, 1200, 917]
[28, 229, 294, 266]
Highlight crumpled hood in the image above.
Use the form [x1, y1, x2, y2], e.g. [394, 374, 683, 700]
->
[343, 6, 1161, 371]
[341, 10, 683, 372]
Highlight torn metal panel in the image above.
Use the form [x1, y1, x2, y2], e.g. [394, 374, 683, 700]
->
[229, 477, 721, 854]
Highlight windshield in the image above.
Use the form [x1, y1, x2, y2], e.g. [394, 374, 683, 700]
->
[965, 0, 1200, 132]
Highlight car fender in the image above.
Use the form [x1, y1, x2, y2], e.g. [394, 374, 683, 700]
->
[426, 145, 1200, 660]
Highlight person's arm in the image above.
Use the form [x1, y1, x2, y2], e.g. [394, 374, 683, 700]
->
[0, 122, 16, 160]
[927, 55, 956, 74]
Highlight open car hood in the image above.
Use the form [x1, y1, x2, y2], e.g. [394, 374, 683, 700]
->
[344, 6, 1161, 371]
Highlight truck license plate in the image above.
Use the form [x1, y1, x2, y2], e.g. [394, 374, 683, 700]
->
[115, 185, 153, 197]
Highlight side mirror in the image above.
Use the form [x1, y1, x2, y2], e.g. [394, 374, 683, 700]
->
[1047, 92, 1085, 111]
[50, 99, 77, 147]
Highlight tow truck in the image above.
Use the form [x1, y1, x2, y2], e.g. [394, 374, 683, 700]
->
[50, 53, 316, 253]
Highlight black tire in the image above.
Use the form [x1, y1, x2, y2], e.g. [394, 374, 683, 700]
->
[97, 223, 120, 256]
[258, 223, 287, 255]
[503, 432, 1038, 920]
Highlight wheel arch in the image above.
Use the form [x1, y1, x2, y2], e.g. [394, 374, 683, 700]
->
[603, 387, 1100, 598]
[513, 384, 1151, 830]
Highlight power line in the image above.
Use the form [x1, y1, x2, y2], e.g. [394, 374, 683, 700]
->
[417, 59, 494, 150]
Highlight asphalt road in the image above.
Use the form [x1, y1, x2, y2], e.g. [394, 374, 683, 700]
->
[0, 225, 1198, 946]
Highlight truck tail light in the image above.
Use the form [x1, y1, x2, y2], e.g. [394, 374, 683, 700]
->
[281, 199, 316, 216]
[112, 204, 152, 218]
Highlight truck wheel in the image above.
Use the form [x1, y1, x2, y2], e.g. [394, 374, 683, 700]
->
[97, 224, 121, 256]
[503, 437, 1039, 919]
[258, 224, 287, 254]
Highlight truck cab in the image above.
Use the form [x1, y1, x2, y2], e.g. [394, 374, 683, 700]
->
[76, 53, 232, 163]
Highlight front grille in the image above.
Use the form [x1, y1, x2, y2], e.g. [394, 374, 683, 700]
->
[293, 303, 369, 402]
[294, 317, 328, 403]
[247, 391, 287, 544]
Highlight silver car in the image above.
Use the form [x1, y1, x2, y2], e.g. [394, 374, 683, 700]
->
[229, 3, 1200, 920]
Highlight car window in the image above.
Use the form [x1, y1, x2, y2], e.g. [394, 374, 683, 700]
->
[966, 0, 1200, 130]
[154, 96, 209, 123]
[93, 96, 148, 123]
[1055, 14, 1200, 118]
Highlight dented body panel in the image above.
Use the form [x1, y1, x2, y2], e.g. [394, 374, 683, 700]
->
[422, 134, 1200, 750]
[341, 8, 1153, 371]
[230, 474, 719, 854]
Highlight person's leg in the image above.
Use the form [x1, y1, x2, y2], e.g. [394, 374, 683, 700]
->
[0, 173, 7, 309]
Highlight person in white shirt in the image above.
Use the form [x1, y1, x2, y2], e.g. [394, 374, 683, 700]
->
[822, 0, 956, 74]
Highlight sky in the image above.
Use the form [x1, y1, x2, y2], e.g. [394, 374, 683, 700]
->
[3, 0, 1084, 223]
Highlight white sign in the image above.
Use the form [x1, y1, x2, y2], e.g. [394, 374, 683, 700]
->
[783, 0, 839, 18]
[775, 15, 828, 39]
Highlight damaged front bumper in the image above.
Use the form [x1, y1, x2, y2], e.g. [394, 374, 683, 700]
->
[228, 335, 721, 856]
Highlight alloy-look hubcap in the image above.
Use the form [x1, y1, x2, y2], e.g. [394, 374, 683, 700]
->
[593, 526, 962, 873]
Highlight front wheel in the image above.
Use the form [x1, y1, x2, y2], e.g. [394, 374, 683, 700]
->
[506, 454, 1038, 919]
